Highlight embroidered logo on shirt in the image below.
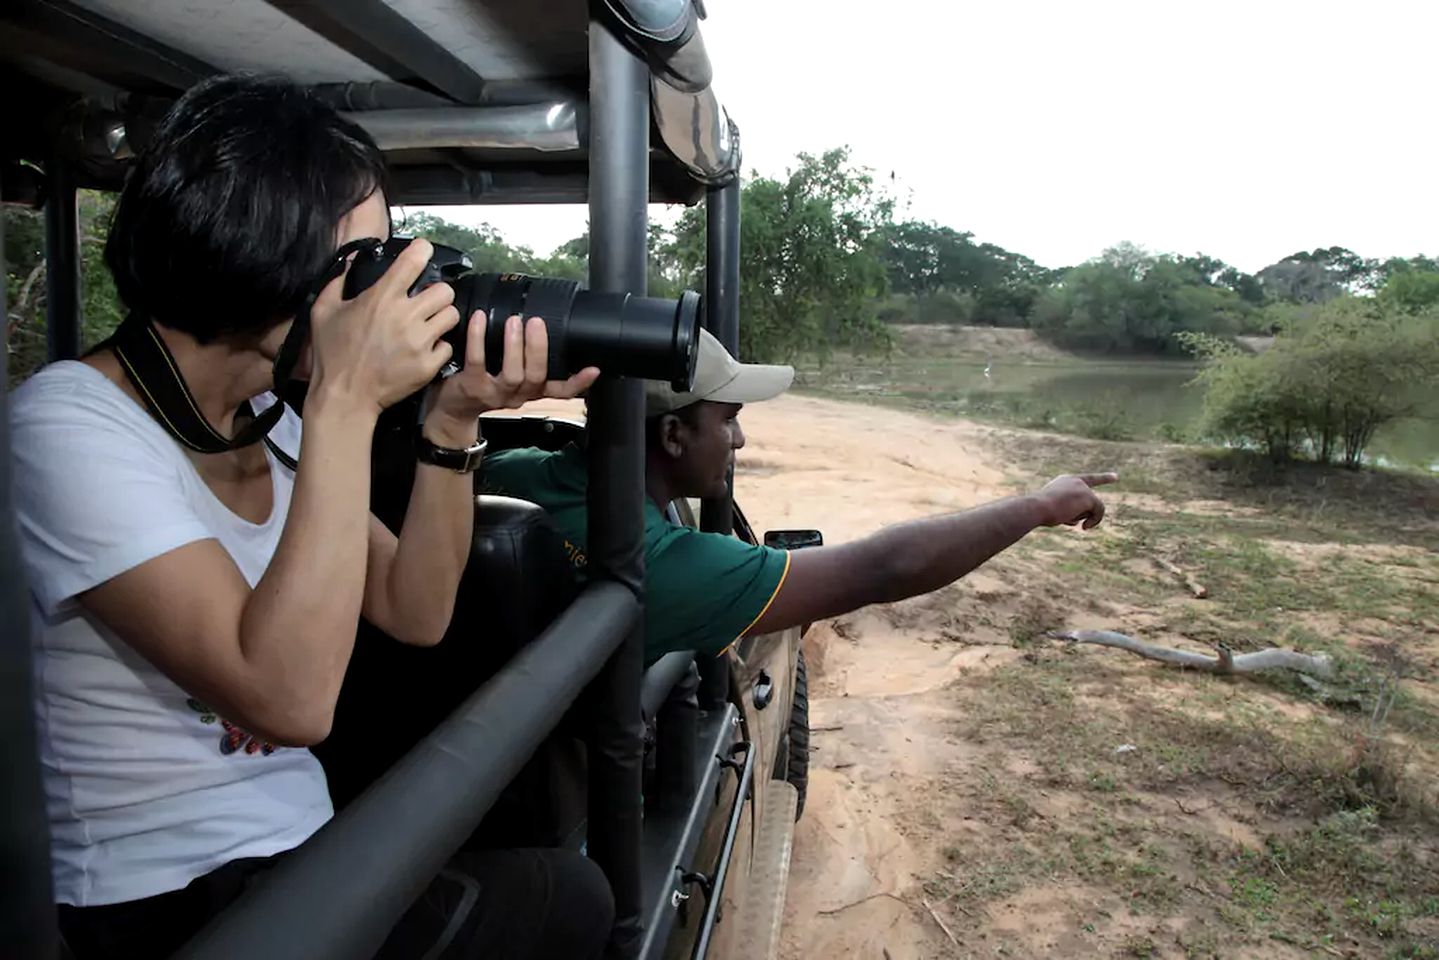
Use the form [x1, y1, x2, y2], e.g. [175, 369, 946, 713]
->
[187, 698, 276, 756]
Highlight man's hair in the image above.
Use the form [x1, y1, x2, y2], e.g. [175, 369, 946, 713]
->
[105, 74, 388, 343]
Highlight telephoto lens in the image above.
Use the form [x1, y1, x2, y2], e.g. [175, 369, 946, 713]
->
[342, 238, 701, 390]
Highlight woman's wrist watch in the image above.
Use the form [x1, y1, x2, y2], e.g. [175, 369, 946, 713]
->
[415, 424, 488, 473]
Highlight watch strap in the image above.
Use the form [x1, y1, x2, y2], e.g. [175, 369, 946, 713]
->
[415, 425, 488, 473]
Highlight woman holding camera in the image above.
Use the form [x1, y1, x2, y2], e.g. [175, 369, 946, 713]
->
[11, 76, 606, 958]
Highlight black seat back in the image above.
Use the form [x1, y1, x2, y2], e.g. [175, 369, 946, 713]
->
[315, 493, 585, 842]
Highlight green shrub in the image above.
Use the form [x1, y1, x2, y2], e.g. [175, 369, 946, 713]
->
[1181, 299, 1439, 468]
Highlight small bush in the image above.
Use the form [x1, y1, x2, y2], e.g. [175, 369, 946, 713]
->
[1182, 299, 1439, 468]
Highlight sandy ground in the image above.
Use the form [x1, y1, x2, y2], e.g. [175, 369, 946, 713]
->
[734, 394, 1033, 960]
[516, 392, 1038, 956]
[516, 392, 1437, 959]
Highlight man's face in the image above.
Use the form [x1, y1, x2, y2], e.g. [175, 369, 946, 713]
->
[670, 400, 746, 499]
[257, 190, 391, 378]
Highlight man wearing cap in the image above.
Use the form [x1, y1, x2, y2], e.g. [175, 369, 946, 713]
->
[481, 330, 1115, 663]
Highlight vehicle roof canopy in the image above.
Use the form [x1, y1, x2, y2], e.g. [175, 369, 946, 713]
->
[0, 0, 739, 206]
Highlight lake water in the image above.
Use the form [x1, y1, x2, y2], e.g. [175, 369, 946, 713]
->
[800, 356, 1439, 473]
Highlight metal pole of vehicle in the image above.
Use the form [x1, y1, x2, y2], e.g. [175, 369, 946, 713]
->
[698, 178, 740, 537]
[0, 166, 61, 960]
[44, 158, 82, 362]
[585, 16, 649, 958]
[697, 177, 740, 710]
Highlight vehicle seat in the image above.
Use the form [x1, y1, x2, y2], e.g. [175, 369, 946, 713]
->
[314, 495, 585, 840]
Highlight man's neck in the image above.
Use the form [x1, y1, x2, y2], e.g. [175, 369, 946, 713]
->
[644, 455, 679, 512]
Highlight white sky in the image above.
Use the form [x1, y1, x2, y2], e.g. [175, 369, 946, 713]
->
[411, 0, 1438, 274]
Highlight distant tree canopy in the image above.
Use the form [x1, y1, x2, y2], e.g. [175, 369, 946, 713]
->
[6, 191, 124, 382]
[7, 154, 1436, 380]
[664, 148, 893, 363]
[1183, 298, 1439, 468]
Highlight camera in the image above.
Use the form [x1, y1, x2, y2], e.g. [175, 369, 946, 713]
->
[342, 238, 701, 390]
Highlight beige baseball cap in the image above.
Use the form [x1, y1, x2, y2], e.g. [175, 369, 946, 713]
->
[644, 328, 795, 417]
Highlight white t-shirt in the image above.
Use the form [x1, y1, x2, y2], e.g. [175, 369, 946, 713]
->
[11, 361, 333, 907]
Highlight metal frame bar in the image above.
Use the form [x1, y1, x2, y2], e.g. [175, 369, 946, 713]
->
[582, 16, 651, 957]
[177, 582, 638, 960]
[0, 0, 214, 93]
[264, 0, 485, 104]
[698, 178, 741, 537]
[691, 738, 755, 960]
[636, 704, 737, 960]
[0, 162, 60, 960]
[697, 177, 742, 710]
[44, 156, 81, 362]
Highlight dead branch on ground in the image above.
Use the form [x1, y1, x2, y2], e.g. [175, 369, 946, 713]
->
[1153, 556, 1208, 599]
[1047, 630, 1332, 678]
[922, 898, 960, 946]
[816, 891, 912, 916]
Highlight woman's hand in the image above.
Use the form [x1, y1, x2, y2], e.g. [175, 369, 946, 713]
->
[426, 311, 600, 434]
[306, 238, 460, 418]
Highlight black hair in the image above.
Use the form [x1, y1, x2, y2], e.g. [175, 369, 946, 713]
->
[105, 74, 388, 343]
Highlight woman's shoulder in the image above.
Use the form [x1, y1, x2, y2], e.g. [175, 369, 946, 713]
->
[12, 361, 179, 456]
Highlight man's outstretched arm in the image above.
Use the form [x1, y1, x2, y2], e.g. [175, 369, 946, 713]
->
[747, 473, 1116, 636]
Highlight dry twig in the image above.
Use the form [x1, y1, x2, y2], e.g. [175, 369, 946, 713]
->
[1154, 556, 1208, 599]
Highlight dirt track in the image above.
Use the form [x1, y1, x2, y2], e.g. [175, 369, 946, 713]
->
[520, 392, 1439, 958]
[735, 394, 1043, 959]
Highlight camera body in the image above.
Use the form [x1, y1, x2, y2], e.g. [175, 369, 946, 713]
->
[342, 238, 701, 391]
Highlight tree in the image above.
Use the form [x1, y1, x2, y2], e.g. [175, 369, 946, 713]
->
[1184, 299, 1439, 468]
[1032, 245, 1258, 353]
[1377, 263, 1439, 314]
[1256, 246, 1381, 303]
[666, 148, 892, 362]
[7, 191, 125, 383]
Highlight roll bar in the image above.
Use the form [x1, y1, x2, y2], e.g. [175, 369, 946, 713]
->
[0, 163, 61, 960]
[1, 5, 744, 957]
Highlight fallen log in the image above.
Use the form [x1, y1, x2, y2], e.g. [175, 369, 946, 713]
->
[1047, 630, 1333, 679]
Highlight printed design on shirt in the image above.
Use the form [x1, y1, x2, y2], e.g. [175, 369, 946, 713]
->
[561, 538, 587, 569]
[478, 474, 586, 569]
[187, 698, 276, 756]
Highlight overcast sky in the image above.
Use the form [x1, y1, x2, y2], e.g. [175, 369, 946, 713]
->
[410, 0, 1437, 274]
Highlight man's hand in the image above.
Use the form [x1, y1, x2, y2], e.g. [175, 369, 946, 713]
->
[427, 312, 600, 437]
[1033, 473, 1118, 529]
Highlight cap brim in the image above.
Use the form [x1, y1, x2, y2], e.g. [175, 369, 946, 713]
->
[704, 363, 795, 405]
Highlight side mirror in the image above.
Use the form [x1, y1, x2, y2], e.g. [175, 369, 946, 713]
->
[764, 529, 824, 551]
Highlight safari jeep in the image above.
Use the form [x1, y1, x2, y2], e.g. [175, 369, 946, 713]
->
[0, 1, 813, 958]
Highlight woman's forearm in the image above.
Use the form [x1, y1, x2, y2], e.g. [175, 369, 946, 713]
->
[376, 412, 480, 645]
[237, 390, 377, 741]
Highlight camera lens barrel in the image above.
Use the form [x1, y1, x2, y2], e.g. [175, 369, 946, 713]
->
[342, 239, 701, 391]
[462, 273, 700, 391]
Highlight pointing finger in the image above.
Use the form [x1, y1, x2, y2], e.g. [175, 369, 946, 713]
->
[1078, 472, 1120, 487]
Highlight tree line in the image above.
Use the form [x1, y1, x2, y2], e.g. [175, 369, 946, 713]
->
[7, 147, 1437, 381]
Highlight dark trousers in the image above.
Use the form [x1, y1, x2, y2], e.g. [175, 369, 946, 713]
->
[57, 847, 614, 960]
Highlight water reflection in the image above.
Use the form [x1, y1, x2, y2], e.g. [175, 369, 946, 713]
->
[807, 358, 1439, 472]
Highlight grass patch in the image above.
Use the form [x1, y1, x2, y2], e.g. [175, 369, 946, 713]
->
[938, 654, 1439, 956]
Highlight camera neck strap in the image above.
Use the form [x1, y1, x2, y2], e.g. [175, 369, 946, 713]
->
[105, 238, 379, 464]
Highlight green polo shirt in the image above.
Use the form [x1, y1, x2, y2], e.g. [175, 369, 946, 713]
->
[480, 444, 790, 663]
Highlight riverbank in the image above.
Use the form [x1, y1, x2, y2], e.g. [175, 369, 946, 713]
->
[720, 393, 1439, 960]
[794, 325, 1438, 471]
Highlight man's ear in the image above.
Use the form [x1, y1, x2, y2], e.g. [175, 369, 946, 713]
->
[658, 412, 687, 460]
